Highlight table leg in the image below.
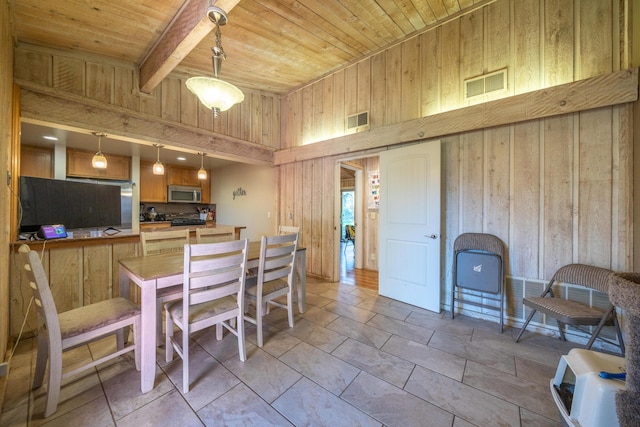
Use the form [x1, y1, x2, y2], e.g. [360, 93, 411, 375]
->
[295, 248, 306, 313]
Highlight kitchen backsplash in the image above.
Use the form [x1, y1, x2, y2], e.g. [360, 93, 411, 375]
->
[140, 203, 216, 220]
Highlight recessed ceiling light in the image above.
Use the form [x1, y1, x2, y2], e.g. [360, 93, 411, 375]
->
[177, 156, 186, 161]
[43, 135, 58, 141]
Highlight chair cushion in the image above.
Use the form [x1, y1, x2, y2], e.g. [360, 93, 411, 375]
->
[58, 297, 140, 340]
[166, 296, 238, 324]
[523, 297, 610, 325]
[245, 278, 289, 297]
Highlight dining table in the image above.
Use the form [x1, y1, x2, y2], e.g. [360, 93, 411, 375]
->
[118, 240, 307, 393]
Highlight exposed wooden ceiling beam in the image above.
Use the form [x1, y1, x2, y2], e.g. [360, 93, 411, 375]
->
[138, 0, 241, 94]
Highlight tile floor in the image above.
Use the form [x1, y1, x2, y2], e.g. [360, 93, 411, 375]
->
[1, 276, 578, 426]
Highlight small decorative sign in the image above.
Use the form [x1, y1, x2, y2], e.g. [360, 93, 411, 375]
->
[368, 170, 380, 209]
[233, 187, 247, 200]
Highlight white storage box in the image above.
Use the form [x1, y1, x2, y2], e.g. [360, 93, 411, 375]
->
[551, 348, 626, 427]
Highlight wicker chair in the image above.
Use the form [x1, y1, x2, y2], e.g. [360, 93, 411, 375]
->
[515, 263, 625, 354]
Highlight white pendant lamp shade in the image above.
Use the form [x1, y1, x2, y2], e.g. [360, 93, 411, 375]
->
[91, 132, 107, 169]
[186, 77, 244, 112]
[186, 6, 243, 117]
[153, 144, 165, 175]
[198, 153, 207, 180]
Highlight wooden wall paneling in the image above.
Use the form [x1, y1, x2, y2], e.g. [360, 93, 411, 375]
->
[483, 126, 510, 240]
[420, 28, 440, 116]
[544, 0, 574, 86]
[510, 121, 540, 278]
[111, 242, 140, 301]
[485, 0, 510, 74]
[321, 156, 335, 279]
[272, 96, 281, 149]
[279, 163, 292, 227]
[9, 248, 42, 335]
[222, 106, 235, 137]
[302, 85, 313, 145]
[385, 45, 402, 125]
[542, 114, 574, 278]
[291, 90, 304, 148]
[197, 99, 214, 131]
[53, 56, 84, 96]
[179, 78, 198, 127]
[344, 63, 358, 123]
[577, 107, 613, 267]
[302, 160, 314, 272]
[113, 67, 139, 111]
[240, 93, 252, 142]
[460, 8, 483, 83]
[321, 77, 334, 141]
[513, 0, 541, 94]
[577, 0, 613, 79]
[442, 135, 461, 302]
[332, 70, 345, 136]
[293, 161, 304, 230]
[14, 48, 52, 87]
[460, 130, 484, 231]
[370, 53, 386, 129]
[357, 58, 371, 118]
[49, 247, 82, 311]
[312, 81, 323, 143]
[311, 158, 323, 274]
[262, 94, 273, 148]
[251, 92, 262, 144]
[439, 18, 461, 112]
[161, 78, 181, 122]
[401, 38, 420, 122]
[83, 244, 111, 304]
[85, 62, 114, 104]
[611, 104, 633, 271]
[139, 84, 161, 117]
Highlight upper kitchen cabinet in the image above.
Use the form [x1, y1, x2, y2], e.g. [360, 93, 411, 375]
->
[167, 164, 200, 187]
[21, 145, 53, 178]
[66, 148, 131, 181]
[140, 161, 167, 203]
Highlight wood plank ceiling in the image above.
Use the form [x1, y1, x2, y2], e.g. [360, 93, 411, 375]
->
[10, 0, 487, 95]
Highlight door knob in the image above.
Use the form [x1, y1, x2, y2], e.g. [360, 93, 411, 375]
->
[425, 234, 438, 239]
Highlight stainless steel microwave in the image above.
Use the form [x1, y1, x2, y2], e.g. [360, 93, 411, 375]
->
[167, 185, 202, 203]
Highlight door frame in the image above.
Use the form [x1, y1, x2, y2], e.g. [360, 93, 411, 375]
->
[334, 155, 376, 280]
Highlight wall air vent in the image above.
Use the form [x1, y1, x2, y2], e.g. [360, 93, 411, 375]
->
[464, 69, 507, 101]
[346, 111, 369, 133]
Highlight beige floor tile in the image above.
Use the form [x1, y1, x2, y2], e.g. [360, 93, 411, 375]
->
[366, 313, 435, 344]
[272, 377, 380, 427]
[342, 371, 453, 427]
[279, 341, 360, 395]
[116, 389, 203, 427]
[332, 338, 414, 388]
[287, 318, 347, 352]
[326, 316, 392, 349]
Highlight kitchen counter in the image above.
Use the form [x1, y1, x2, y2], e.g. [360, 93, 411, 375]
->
[13, 222, 246, 250]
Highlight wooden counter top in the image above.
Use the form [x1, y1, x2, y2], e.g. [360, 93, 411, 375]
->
[13, 223, 246, 250]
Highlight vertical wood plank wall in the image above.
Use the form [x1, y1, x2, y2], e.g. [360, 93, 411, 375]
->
[277, 0, 633, 329]
[13, 46, 280, 150]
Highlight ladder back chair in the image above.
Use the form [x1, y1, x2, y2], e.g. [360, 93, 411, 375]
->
[165, 239, 249, 393]
[140, 229, 190, 342]
[19, 244, 140, 418]
[196, 226, 235, 243]
[515, 263, 625, 355]
[244, 233, 299, 347]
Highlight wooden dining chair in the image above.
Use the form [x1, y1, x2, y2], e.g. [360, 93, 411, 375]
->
[165, 239, 249, 393]
[244, 232, 298, 347]
[19, 244, 140, 418]
[140, 229, 190, 342]
[278, 225, 300, 235]
[196, 226, 235, 243]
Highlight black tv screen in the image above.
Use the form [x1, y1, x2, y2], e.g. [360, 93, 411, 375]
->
[19, 176, 122, 232]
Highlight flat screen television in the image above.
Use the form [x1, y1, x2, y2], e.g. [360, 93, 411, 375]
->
[19, 176, 122, 232]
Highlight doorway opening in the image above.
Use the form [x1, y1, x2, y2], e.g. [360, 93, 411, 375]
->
[341, 189, 355, 278]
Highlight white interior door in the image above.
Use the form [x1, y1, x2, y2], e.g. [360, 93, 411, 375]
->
[379, 141, 441, 312]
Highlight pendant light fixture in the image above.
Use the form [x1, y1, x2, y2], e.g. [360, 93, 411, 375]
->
[197, 153, 207, 180]
[152, 144, 165, 175]
[185, 5, 244, 118]
[91, 132, 108, 169]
